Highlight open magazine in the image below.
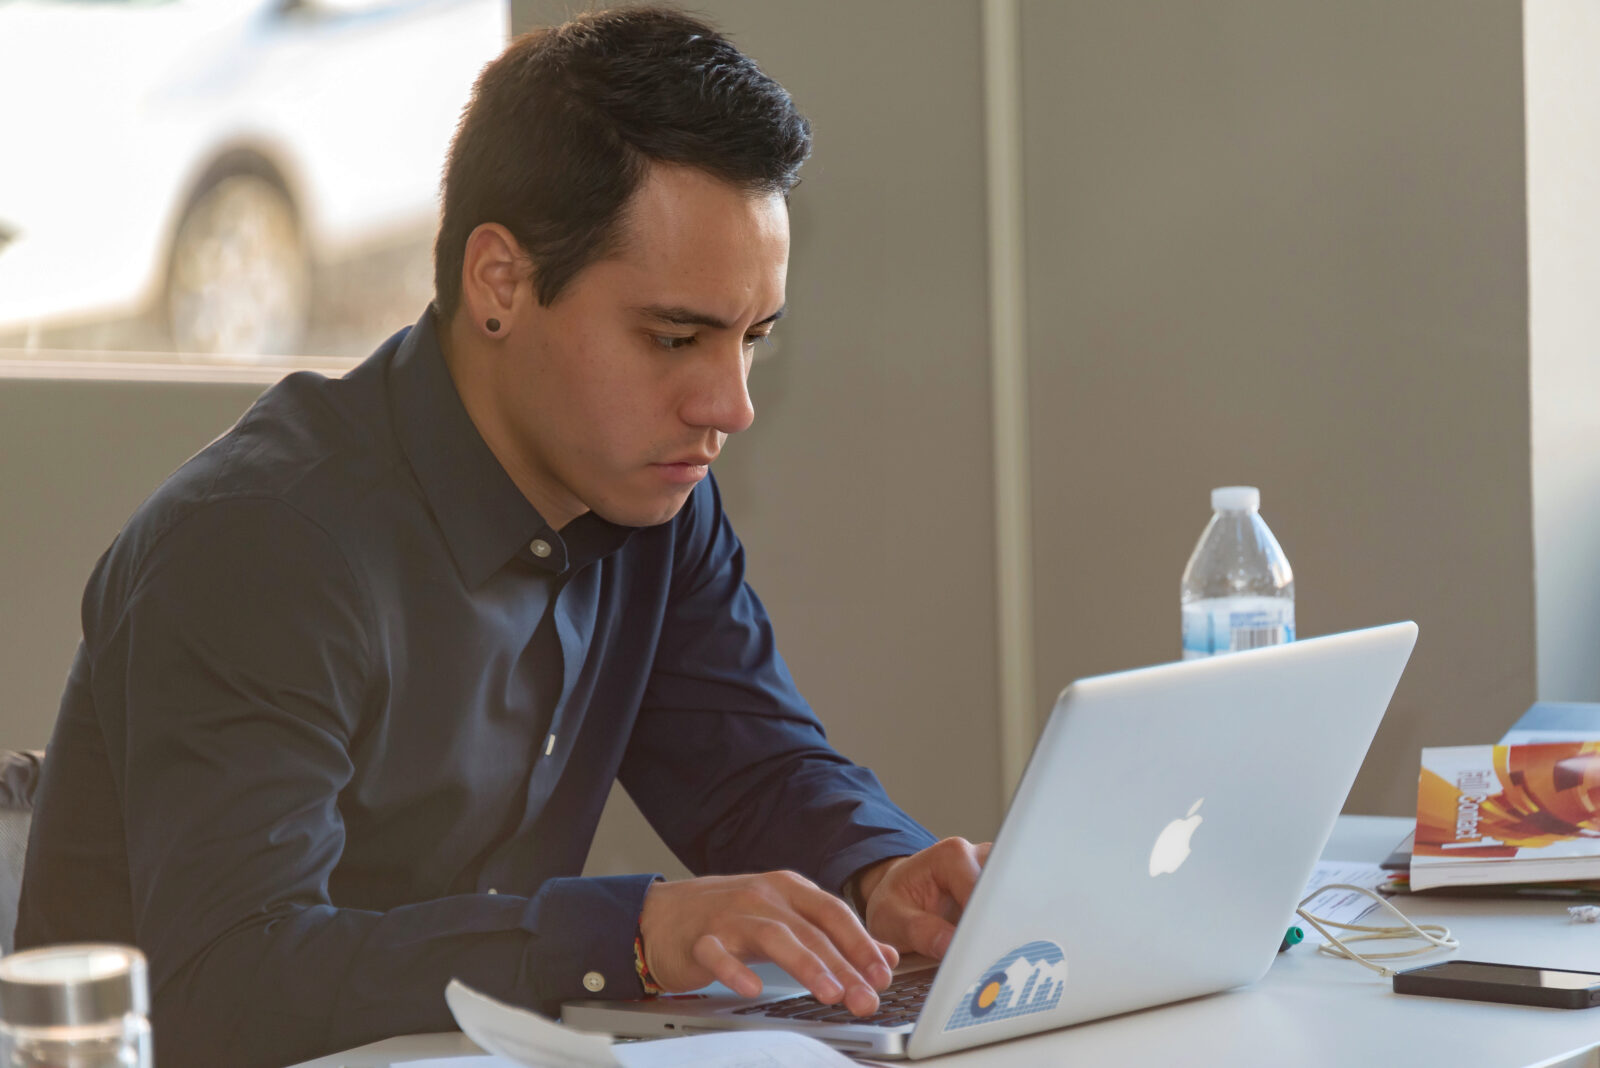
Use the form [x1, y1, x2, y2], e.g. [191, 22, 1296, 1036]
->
[1408, 703, 1600, 891]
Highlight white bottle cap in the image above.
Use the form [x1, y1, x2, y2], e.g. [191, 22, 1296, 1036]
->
[1211, 486, 1260, 512]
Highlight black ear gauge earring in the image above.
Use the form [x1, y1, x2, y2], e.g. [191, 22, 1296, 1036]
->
[486, 318, 501, 334]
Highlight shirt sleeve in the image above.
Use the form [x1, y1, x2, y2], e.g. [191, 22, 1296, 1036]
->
[96, 498, 655, 1068]
[620, 476, 938, 895]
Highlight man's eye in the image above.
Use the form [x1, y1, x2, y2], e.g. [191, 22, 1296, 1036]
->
[653, 335, 695, 351]
[744, 332, 773, 349]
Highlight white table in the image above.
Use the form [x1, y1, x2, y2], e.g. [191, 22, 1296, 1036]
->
[292, 817, 1600, 1068]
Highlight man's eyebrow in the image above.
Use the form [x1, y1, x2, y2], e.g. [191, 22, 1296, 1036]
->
[636, 304, 787, 330]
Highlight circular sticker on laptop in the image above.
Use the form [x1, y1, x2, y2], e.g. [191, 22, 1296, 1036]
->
[943, 940, 1067, 1032]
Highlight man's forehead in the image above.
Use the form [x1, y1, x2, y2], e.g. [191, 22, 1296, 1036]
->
[610, 164, 789, 255]
[583, 168, 789, 323]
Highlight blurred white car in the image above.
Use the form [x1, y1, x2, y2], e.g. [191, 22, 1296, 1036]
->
[0, 0, 505, 356]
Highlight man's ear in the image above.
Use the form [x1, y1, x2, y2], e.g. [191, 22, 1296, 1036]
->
[461, 223, 530, 336]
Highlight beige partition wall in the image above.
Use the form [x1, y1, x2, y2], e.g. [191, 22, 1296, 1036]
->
[0, 383, 272, 741]
[702, 1, 1002, 847]
[1018, 0, 1537, 816]
[0, 380, 268, 746]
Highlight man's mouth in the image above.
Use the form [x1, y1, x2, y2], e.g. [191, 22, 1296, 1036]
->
[650, 455, 715, 485]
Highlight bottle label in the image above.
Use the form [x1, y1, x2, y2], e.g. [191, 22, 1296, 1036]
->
[1182, 596, 1294, 659]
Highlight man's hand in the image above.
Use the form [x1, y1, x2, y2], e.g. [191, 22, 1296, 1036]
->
[639, 871, 901, 1016]
[857, 838, 993, 959]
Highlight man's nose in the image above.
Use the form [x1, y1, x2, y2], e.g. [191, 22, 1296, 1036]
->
[684, 343, 756, 435]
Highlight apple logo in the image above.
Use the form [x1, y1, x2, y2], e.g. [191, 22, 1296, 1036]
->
[1148, 798, 1204, 877]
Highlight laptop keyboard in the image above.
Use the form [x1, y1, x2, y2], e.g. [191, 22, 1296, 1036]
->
[731, 968, 936, 1029]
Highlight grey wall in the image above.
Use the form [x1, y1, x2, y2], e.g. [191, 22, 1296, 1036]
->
[1020, 0, 1535, 816]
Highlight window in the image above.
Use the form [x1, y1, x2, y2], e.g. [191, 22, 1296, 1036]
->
[0, 0, 507, 378]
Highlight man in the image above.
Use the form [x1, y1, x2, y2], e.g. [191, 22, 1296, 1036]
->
[18, 8, 988, 1066]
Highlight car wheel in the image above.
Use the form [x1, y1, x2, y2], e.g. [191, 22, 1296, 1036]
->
[165, 172, 311, 358]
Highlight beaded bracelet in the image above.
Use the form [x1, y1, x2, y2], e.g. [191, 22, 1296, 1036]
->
[634, 932, 663, 996]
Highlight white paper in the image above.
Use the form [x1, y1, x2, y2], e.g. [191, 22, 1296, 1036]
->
[1295, 862, 1390, 945]
[444, 980, 857, 1068]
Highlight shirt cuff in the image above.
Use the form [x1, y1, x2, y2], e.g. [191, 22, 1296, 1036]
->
[519, 873, 661, 1004]
[822, 830, 939, 905]
[841, 869, 868, 919]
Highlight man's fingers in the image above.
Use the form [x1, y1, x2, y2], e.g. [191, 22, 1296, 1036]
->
[752, 919, 876, 1012]
[792, 885, 893, 989]
[692, 934, 763, 999]
[902, 908, 959, 960]
[976, 841, 993, 864]
[773, 917, 886, 1015]
[931, 839, 986, 910]
[647, 870, 927, 1010]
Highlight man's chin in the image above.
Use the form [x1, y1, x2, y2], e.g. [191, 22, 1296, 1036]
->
[591, 487, 694, 529]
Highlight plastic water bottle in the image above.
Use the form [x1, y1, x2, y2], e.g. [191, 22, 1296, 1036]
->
[1181, 486, 1294, 659]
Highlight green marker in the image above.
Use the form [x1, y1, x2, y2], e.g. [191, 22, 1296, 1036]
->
[1278, 926, 1304, 953]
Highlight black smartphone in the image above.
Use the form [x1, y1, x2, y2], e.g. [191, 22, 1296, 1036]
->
[1393, 960, 1600, 1009]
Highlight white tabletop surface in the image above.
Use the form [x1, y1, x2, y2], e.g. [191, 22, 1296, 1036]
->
[290, 816, 1600, 1068]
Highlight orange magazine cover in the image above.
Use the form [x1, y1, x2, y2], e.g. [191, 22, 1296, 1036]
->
[1411, 742, 1600, 891]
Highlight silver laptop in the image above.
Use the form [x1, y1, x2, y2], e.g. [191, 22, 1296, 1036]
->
[564, 622, 1418, 1059]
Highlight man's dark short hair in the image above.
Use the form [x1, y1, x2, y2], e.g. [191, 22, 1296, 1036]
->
[433, 5, 812, 317]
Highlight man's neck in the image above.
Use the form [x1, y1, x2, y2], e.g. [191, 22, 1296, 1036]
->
[437, 307, 587, 532]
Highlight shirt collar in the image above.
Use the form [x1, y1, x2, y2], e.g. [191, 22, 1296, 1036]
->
[387, 305, 631, 587]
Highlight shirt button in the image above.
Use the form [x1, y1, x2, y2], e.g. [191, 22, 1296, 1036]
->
[487, 888, 498, 895]
[583, 971, 606, 993]
[530, 538, 552, 558]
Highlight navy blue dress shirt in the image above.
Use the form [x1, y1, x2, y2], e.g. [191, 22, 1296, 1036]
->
[17, 307, 936, 1068]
